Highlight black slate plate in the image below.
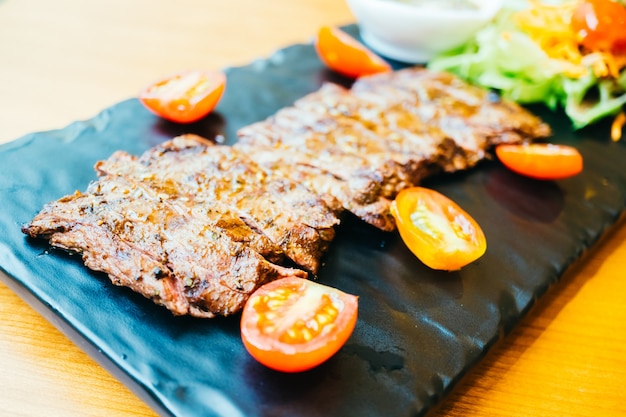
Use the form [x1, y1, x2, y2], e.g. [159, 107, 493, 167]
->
[2, 26, 626, 417]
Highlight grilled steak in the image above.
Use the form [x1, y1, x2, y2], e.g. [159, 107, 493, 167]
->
[238, 69, 551, 230]
[236, 103, 421, 231]
[23, 67, 552, 317]
[351, 68, 552, 172]
[23, 173, 307, 318]
[97, 135, 340, 273]
[235, 142, 400, 231]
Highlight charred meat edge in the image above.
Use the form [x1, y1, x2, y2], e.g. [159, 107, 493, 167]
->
[96, 135, 340, 273]
[22, 176, 307, 318]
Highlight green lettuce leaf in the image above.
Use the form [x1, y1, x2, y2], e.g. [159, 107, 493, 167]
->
[427, 0, 626, 129]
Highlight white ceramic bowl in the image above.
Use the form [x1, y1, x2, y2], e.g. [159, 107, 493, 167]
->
[346, 0, 503, 63]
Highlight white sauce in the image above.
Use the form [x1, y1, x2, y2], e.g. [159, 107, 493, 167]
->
[383, 0, 480, 10]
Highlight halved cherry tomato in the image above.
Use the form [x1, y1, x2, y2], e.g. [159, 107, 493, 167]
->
[314, 26, 392, 78]
[495, 143, 583, 180]
[139, 69, 226, 123]
[571, 0, 626, 54]
[390, 187, 486, 271]
[240, 276, 358, 373]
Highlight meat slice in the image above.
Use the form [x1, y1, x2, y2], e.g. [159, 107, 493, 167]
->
[236, 106, 417, 231]
[294, 83, 446, 163]
[237, 84, 458, 231]
[295, 82, 474, 174]
[236, 142, 399, 231]
[351, 67, 552, 171]
[22, 175, 307, 318]
[237, 71, 550, 231]
[96, 134, 340, 273]
[238, 106, 423, 190]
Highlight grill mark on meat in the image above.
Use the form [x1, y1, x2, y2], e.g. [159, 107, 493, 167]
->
[92, 156, 286, 264]
[22, 67, 553, 317]
[96, 134, 339, 273]
[23, 179, 307, 318]
[236, 102, 432, 231]
[238, 107, 419, 196]
[234, 144, 398, 231]
[98, 171, 287, 264]
[295, 83, 443, 159]
[351, 68, 551, 171]
[294, 83, 471, 174]
[237, 69, 551, 231]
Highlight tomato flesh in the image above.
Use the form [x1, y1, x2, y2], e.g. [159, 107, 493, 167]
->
[495, 143, 583, 180]
[240, 277, 358, 373]
[390, 187, 487, 271]
[571, 0, 626, 54]
[139, 69, 226, 123]
[315, 26, 392, 79]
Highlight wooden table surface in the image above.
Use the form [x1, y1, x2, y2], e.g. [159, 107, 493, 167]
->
[1, 1, 625, 416]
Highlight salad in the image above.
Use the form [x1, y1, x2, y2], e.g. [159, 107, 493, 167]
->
[428, 0, 626, 139]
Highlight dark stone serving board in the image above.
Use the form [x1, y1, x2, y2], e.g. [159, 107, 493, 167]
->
[1, 25, 625, 417]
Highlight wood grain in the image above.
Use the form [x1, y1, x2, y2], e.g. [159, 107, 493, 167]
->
[1, 1, 625, 416]
[429, 220, 626, 417]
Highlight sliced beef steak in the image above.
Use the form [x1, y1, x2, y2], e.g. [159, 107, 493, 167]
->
[237, 69, 550, 230]
[235, 142, 399, 231]
[97, 135, 340, 273]
[351, 68, 552, 172]
[236, 105, 419, 231]
[22, 175, 307, 318]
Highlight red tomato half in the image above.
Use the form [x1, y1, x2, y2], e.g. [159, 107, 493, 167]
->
[139, 69, 226, 123]
[571, 0, 626, 54]
[241, 277, 358, 373]
[315, 26, 392, 78]
[495, 143, 583, 180]
[390, 187, 487, 271]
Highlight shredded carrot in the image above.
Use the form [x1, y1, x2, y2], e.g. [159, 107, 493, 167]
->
[513, 1, 626, 140]
[611, 111, 626, 141]
[514, 0, 626, 80]
[514, 1, 586, 78]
